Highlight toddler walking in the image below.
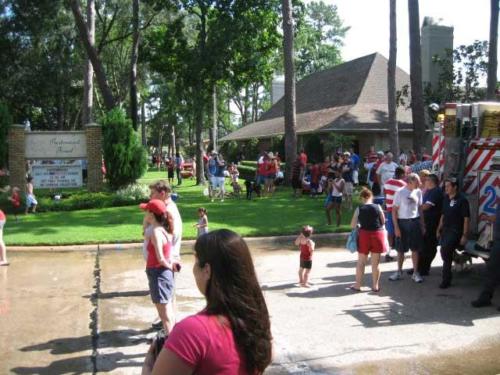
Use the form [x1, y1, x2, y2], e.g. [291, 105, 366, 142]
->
[295, 225, 315, 287]
[195, 207, 208, 237]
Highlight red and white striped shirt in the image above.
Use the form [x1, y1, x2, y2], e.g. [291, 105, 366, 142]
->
[384, 178, 406, 212]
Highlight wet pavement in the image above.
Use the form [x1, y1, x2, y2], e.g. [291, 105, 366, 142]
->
[1, 246, 500, 374]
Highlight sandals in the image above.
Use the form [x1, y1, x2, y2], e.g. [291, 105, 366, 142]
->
[349, 285, 361, 292]
[371, 287, 380, 293]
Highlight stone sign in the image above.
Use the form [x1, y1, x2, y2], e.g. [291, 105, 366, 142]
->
[25, 132, 87, 159]
[32, 165, 83, 188]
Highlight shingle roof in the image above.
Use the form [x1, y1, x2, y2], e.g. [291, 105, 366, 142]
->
[221, 53, 413, 141]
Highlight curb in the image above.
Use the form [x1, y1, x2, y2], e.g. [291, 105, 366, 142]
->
[8, 232, 349, 252]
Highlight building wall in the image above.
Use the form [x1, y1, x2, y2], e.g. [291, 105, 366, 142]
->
[421, 24, 454, 89]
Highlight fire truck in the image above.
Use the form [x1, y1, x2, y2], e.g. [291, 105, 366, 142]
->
[432, 102, 500, 261]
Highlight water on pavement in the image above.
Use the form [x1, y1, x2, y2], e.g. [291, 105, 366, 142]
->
[1, 246, 499, 374]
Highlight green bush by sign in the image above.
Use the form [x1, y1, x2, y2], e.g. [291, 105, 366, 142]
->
[102, 108, 148, 190]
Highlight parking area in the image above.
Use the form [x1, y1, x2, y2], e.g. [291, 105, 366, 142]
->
[1, 246, 500, 374]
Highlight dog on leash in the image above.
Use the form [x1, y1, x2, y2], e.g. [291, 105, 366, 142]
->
[245, 179, 261, 200]
[453, 250, 473, 272]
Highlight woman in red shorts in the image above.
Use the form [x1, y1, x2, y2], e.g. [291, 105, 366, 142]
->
[350, 188, 386, 292]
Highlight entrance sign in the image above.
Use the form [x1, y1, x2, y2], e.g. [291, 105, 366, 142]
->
[25, 132, 87, 159]
[32, 165, 83, 188]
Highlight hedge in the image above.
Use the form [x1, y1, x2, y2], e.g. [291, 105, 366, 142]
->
[0, 191, 148, 214]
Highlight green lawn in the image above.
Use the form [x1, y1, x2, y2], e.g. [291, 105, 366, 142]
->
[4, 172, 357, 245]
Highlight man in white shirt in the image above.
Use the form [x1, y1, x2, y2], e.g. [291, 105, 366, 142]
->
[376, 152, 399, 188]
[389, 173, 425, 283]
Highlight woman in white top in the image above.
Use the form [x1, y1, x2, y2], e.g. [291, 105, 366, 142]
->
[325, 169, 345, 226]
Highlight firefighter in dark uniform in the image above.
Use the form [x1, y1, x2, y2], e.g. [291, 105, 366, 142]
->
[436, 178, 470, 289]
[471, 203, 500, 309]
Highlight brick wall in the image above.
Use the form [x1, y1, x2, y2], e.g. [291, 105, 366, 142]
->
[85, 123, 103, 192]
[8, 125, 26, 193]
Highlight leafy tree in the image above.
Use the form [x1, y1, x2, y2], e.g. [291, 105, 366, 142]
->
[0, 102, 12, 169]
[102, 108, 147, 190]
[424, 41, 489, 104]
[294, 1, 349, 79]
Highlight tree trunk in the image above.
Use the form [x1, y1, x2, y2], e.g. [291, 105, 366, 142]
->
[171, 123, 176, 157]
[82, 0, 95, 125]
[487, 0, 499, 100]
[70, 0, 115, 111]
[212, 85, 217, 152]
[388, 0, 399, 156]
[408, 0, 426, 156]
[141, 100, 147, 146]
[195, 92, 205, 185]
[130, 0, 140, 129]
[251, 82, 259, 123]
[282, 0, 297, 184]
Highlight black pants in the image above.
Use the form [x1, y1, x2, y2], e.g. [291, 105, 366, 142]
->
[419, 216, 439, 275]
[176, 168, 182, 185]
[440, 231, 461, 284]
[477, 241, 500, 301]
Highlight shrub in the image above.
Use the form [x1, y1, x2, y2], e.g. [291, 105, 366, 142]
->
[237, 165, 256, 181]
[102, 108, 148, 190]
[116, 183, 150, 201]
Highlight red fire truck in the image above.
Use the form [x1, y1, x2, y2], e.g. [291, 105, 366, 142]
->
[432, 102, 500, 261]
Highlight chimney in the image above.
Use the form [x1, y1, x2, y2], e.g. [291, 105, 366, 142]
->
[421, 17, 454, 90]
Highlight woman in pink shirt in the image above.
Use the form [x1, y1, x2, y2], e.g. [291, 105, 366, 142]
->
[145, 229, 272, 375]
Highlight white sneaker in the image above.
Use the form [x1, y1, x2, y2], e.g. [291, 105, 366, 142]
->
[389, 271, 402, 281]
[412, 273, 424, 283]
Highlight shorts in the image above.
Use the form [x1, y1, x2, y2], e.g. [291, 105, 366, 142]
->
[292, 177, 302, 190]
[266, 174, 276, 181]
[146, 267, 174, 304]
[213, 177, 225, 189]
[385, 211, 394, 235]
[300, 259, 312, 269]
[26, 194, 38, 206]
[326, 195, 342, 205]
[168, 170, 174, 178]
[310, 182, 319, 190]
[343, 182, 354, 195]
[256, 175, 266, 185]
[353, 170, 359, 184]
[397, 218, 423, 253]
[0, 220, 5, 230]
[358, 229, 386, 254]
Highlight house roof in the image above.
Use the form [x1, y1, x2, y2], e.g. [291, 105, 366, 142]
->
[221, 53, 413, 142]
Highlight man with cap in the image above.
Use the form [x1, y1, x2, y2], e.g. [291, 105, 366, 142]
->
[376, 152, 399, 189]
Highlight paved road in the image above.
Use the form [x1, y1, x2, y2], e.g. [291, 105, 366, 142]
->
[1, 246, 500, 374]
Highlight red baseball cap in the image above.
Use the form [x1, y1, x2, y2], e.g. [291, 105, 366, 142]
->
[139, 199, 167, 215]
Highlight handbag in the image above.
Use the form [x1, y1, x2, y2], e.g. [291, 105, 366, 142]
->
[346, 227, 358, 253]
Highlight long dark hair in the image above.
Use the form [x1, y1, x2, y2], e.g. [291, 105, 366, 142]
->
[194, 229, 272, 374]
[153, 212, 170, 233]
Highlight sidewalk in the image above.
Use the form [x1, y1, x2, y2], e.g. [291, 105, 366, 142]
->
[8, 232, 349, 252]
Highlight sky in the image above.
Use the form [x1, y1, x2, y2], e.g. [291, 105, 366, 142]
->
[322, 0, 499, 77]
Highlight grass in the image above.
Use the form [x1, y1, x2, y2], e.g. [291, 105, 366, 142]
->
[4, 169, 357, 245]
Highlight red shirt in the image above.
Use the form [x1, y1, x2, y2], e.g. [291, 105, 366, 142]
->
[165, 312, 247, 375]
[366, 151, 378, 163]
[146, 230, 171, 268]
[300, 242, 313, 261]
[384, 178, 407, 212]
[11, 192, 20, 208]
[299, 152, 308, 166]
[257, 159, 267, 176]
[311, 165, 320, 184]
[0, 210, 5, 221]
[268, 160, 277, 174]
[372, 160, 383, 184]
[321, 162, 330, 176]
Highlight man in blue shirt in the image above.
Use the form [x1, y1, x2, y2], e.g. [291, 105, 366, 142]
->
[349, 148, 360, 186]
